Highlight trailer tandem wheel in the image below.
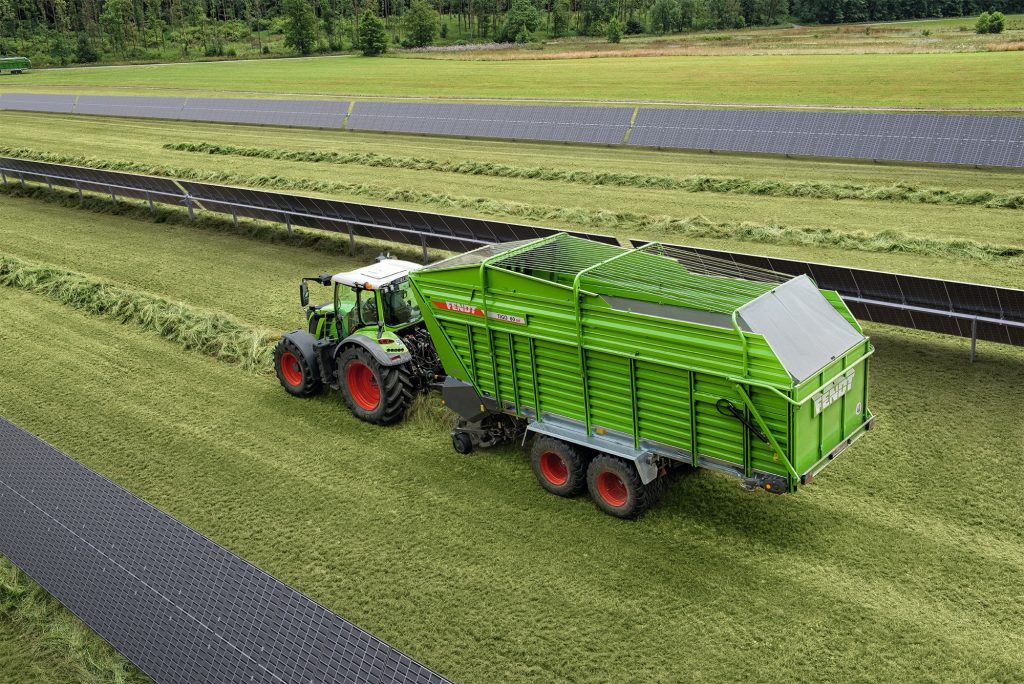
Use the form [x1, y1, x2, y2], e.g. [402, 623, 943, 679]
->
[530, 436, 587, 497]
[586, 455, 659, 519]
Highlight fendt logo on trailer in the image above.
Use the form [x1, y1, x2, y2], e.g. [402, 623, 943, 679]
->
[433, 301, 526, 325]
[813, 370, 856, 415]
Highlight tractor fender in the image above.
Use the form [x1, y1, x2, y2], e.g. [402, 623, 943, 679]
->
[338, 334, 412, 367]
[280, 329, 320, 363]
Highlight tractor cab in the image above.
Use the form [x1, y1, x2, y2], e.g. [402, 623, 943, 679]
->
[301, 258, 425, 341]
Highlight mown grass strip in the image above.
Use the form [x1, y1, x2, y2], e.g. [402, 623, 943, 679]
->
[2, 148, 1021, 264]
[1, 558, 150, 684]
[164, 141, 1024, 210]
[0, 253, 278, 372]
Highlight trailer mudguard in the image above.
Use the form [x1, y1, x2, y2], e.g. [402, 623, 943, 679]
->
[340, 334, 412, 367]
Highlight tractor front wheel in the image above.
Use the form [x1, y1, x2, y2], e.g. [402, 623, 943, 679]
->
[586, 455, 659, 519]
[530, 436, 587, 497]
[338, 347, 412, 425]
[274, 338, 323, 398]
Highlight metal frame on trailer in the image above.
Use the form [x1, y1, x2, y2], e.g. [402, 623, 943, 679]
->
[630, 240, 1024, 360]
[0, 417, 450, 684]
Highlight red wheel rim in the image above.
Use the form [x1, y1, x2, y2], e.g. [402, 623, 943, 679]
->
[279, 351, 303, 387]
[346, 361, 380, 410]
[539, 451, 569, 486]
[596, 471, 628, 507]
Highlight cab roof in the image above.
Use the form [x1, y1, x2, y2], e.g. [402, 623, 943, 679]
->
[331, 259, 423, 289]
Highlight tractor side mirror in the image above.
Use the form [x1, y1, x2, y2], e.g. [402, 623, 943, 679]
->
[299, 282, 309, 308]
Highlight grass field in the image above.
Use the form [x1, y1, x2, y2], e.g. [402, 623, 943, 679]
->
[7, 50, 1024, 110]
[1, 196, 1023, 681]
[1, 45, 1023, 680]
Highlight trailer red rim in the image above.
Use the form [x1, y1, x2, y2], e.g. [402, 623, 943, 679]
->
[539, 451, 569, 486]
[346, 361, 380, 410]
[596, 471, 628, 507]
[279, 351, 303, 387]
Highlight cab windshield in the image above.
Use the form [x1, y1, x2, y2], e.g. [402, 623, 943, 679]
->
[382, 282, 421, 327]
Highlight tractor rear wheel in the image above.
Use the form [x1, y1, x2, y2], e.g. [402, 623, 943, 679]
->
[274, 338, 323, 397]
[586, 455, 658, 519]
[338, 347, 412, 425]
[530, 436, 587, 497]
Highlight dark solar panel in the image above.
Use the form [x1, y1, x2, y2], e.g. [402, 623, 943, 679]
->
[0, 92, 77, 114]
[347, 102, 633, 145]
[0, 156, 185, 200]
[180, 98, 349, 129]
[628, 108, 1024, 168]
[76, 95, 188, 120]
[0, 417, 450, 684]
[179, 179, 620, 250]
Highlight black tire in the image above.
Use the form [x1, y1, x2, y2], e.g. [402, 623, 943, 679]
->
[338, 346, 412, 425]
[530, 436, 587, 497]
[274, 337, 323, 398]
[451, 431, 474, 454]
[586, 455, 659, 519]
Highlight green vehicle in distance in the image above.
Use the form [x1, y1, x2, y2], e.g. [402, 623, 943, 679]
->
[0, 57, 31, 74]
[274, 257, 442, 425]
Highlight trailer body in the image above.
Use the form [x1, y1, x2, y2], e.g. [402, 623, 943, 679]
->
[408, 234, 874, 493]
[0, 57, 31, 74]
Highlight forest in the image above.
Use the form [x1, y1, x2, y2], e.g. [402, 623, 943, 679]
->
[1, 0, 1022, 65]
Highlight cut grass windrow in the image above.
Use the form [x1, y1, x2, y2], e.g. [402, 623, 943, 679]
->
[163, 142, 1024, 211]
[0, 557, 150, 684]
[0, 253, 278, 373]
[2, 148, 1022, 264]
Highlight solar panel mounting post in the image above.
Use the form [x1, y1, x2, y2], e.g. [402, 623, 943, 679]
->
[421, 234, 428, 263]
[110, 189, 117, 206]
[971, 317, 978, 362]
[286, 214, 292, 238]
[231, 206, 238, 228]
[185, 195, 194, 220]
[146, 191, 154, 214]
[347, 223, 355, 254]
[1, 171, 6, 188]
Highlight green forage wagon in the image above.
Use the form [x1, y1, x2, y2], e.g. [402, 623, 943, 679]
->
[277, 234, 875, 517]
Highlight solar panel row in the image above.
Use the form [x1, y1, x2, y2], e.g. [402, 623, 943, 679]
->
[0, 156, 620, 252]
[629, 109, 1024, 167]
[0, 91, 77, 113]
[345, 101, 634, 145]
[3, 93, 1022, 166]
[631, 240, 1024, 346]
[0, 418, 450, 684]
[0, 93, 350, 129]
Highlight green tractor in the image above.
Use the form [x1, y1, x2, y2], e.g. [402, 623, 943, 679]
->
[274, 257, 442, 425]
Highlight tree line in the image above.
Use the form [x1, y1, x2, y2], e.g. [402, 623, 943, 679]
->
[0, 0, 1020, 64]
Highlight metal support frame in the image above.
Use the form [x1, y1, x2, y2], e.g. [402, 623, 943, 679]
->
[1, 170, 6, 187]
[286, 215, 293, 238]
[146, 191, 154, 214]
[420, 234, 429, 263]
[231, 206, 238, 228]
[971, 317, 978, 363]
[110, 189, 117, 206]
[347, 223, 355, 254]
[185, 196, 194, 220]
